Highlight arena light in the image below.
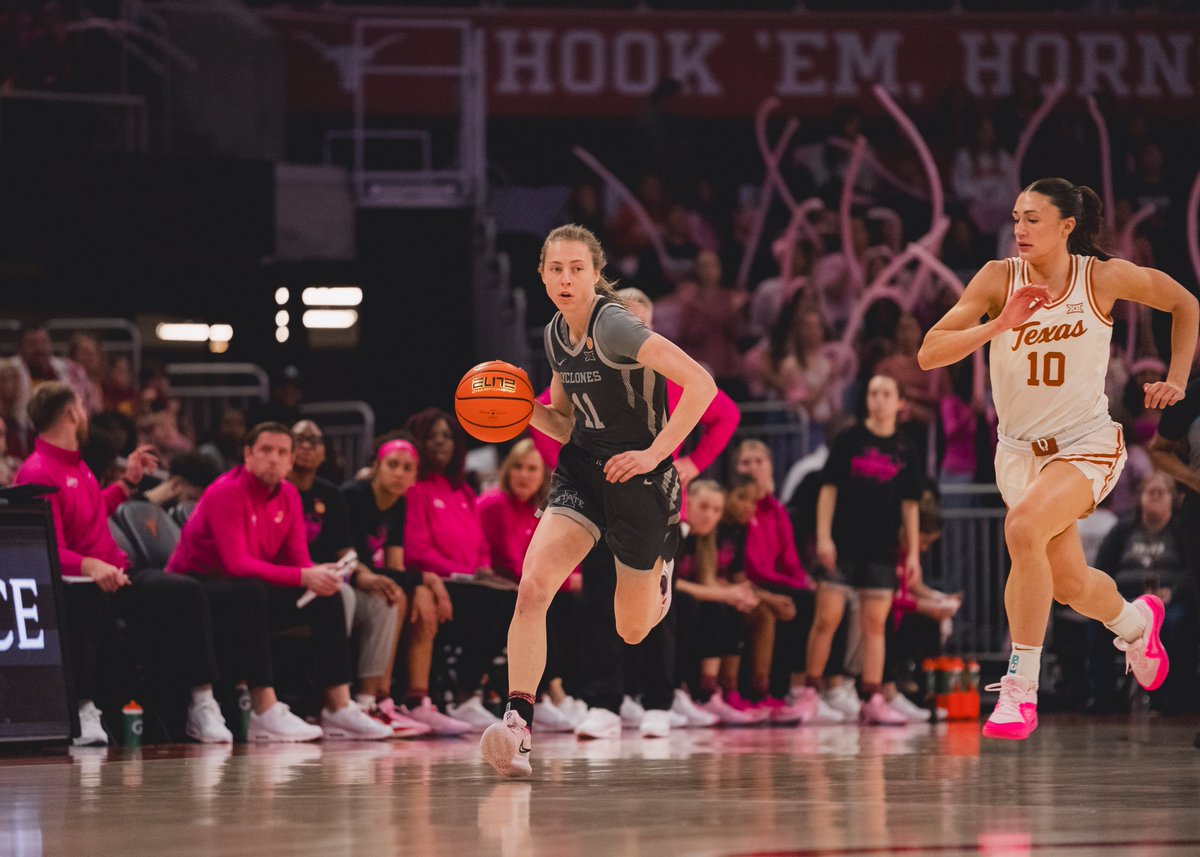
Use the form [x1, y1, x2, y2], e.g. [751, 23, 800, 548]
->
[302, 309, 358, 329]
[302, 287, 362, 307]
[208, 324, 234, 343]
[275, 327, 290, 343]
[274, 287, 290, 306]
[275, 310, 290, 327]
[156, 323, 210, 342]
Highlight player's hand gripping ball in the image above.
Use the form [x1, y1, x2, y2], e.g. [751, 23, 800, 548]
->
[455, 360, 535, 443]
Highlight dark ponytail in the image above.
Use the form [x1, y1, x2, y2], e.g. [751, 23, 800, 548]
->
[1022, 178, 1110, 260]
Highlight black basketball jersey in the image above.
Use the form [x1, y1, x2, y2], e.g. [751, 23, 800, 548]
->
[544, 296, 669, 460]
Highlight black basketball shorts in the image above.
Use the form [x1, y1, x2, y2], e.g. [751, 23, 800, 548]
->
[543, 442, 681, 571]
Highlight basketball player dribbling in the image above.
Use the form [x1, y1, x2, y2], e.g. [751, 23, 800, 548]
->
[919, 178, 1198, 740]
[481, 224, 717, 776]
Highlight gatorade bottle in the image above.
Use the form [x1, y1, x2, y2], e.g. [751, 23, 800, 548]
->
[235, 684, 252, 743]
[122, 701, 144, 749]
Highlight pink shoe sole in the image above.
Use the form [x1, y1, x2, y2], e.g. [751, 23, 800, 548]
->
[1135, 594, 1170, 692]
[981, 706, 1038, 741]
[480, 724, 532, 779]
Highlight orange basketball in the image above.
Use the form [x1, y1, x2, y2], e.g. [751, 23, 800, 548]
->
[454, 360, 535, 443]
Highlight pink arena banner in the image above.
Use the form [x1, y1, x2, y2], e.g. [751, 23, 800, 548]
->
[259, 9, 1200, 118]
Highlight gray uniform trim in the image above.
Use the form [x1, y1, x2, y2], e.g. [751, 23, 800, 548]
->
[544, 506, 602, 542]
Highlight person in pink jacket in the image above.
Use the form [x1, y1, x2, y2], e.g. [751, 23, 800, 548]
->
[168, 421, 392, 743]
[15, 382, 230, 746]
[403, 407, 515, 730]
[732, 438, 817, 721]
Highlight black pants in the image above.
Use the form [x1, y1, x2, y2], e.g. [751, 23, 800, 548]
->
[438, 582, 515, 699]
[764, 586, 815, 698]
[545, 588, 583, 695]
[197, 577, 350, 690]
[579, 542, 677, 713]
[64, 568, 219, 702]
[884, 612, 939, 685]
[672, 591, 745, 696]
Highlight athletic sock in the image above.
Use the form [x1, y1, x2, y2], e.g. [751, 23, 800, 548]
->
[1104, 600, 1148, 643]
[860, 683, 882, 701]
[804, 675, 823, 691]
[191, 686, 215, 706]
[1007, 643, 1043, 685]
[355, 693, 375, 710]
[506, 691, 535, 728]
[404, 690, 427, 709]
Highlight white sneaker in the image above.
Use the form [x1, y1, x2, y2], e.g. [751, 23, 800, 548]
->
[824, 684, 862, 719]
[887, 693, 932, 723]
[447, 695, 502, 729]
[248, 702, 324, 743]
[654, 559, 674, 626]
[575, 707, 622, 740]
[75, 700, 109, 747]
[668, 708, 688, 729]
[556, 696, 588, 726]
[639, 709, 672, 738]
[672, 689, 720, 727]
[619, 695, 645, 729]
[480, 709, 532, 779]
[534, 697, 577, 733]
[813, 694, 848, 724]
[186, 697, 233, 743]
[403, 697, 472, 736]
[321, 701, 393, 741]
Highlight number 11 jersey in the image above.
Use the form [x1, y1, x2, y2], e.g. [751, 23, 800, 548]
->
[544, 295, 669, 460]
[989, 254, 1113, 442]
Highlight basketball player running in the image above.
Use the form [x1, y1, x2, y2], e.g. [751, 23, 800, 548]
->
[481, 224, 717, 777]
[919, 178, 1198, 740]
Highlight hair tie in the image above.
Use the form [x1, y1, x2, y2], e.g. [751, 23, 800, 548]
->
[377, 439, 419, 464]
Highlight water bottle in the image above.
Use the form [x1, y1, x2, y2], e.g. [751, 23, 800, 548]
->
[122, 701, 144, 749]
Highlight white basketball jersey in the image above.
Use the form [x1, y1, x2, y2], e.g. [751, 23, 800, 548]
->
[989, 255, 1113, 442]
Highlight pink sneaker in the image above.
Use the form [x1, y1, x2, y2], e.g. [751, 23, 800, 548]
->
[1114, 595, 1170, 692]
[757, 696, 807, 725]
[402, 697, 471, 737]
[480, 709, 532, 779]
[789, 687, 821, 723]
[858, 693, 908, 726]
[981, 675, 1038, 740]
[700, 691, 759, 726]
[373, 699, 433, 739]
[724, 691, 771, 723]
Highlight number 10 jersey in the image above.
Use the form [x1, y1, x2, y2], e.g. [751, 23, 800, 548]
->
[989, 254, 1113, 443]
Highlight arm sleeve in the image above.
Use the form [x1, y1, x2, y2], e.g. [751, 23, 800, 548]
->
[47, 494, 84, 577]
[101, 484, 126, 517]
[1155, 389, 1200, 441]
[385, 499, 406, 548]
[687, 387, 741, 471]
[478, 498, 520, 577]
[209, 490, 304, 587]
[594, 304, 653, 363]
[278, 491, 313, 572]
[403, 485, 477, 578]
[821, 430, 852, 486]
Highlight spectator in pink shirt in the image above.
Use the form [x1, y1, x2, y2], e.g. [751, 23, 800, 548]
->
[168, 421, 391, 743]
[14, 382, 230, 747]
[732, 439, 813, 717]
[403, 408, 514, 730]
[479, 439, 584, 729]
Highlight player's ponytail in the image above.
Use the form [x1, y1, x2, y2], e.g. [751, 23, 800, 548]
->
[1023, 178, 1111, 260]
[539, 223, 621, 299]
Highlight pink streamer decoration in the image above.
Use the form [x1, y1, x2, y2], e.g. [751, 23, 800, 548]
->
[572, 145, 672, 278]
[838, 135, 868, 295]
[755, 97, 801, 211]
[872, 84, 943, 239]
[1085, 96, 1117, 235]
[827, 136, 928, 201]
[737, 99, 801, 291]
[776, 197, 825, 292]
[1187, 170, 1200, 298]
[1013, 84, 1065, 191]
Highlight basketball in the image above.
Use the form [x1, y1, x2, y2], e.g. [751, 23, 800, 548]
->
[454, 360, 535, 443]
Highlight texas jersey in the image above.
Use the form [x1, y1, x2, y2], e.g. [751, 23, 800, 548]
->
[989, 254, 1113, 442]
[544, 296, 668, 460]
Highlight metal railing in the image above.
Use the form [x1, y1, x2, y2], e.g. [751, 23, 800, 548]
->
[0, 90, 149, 153]
[48, 318, 142, 381]
[165, 363, 269, 436]
[300, 400, 376, 475]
